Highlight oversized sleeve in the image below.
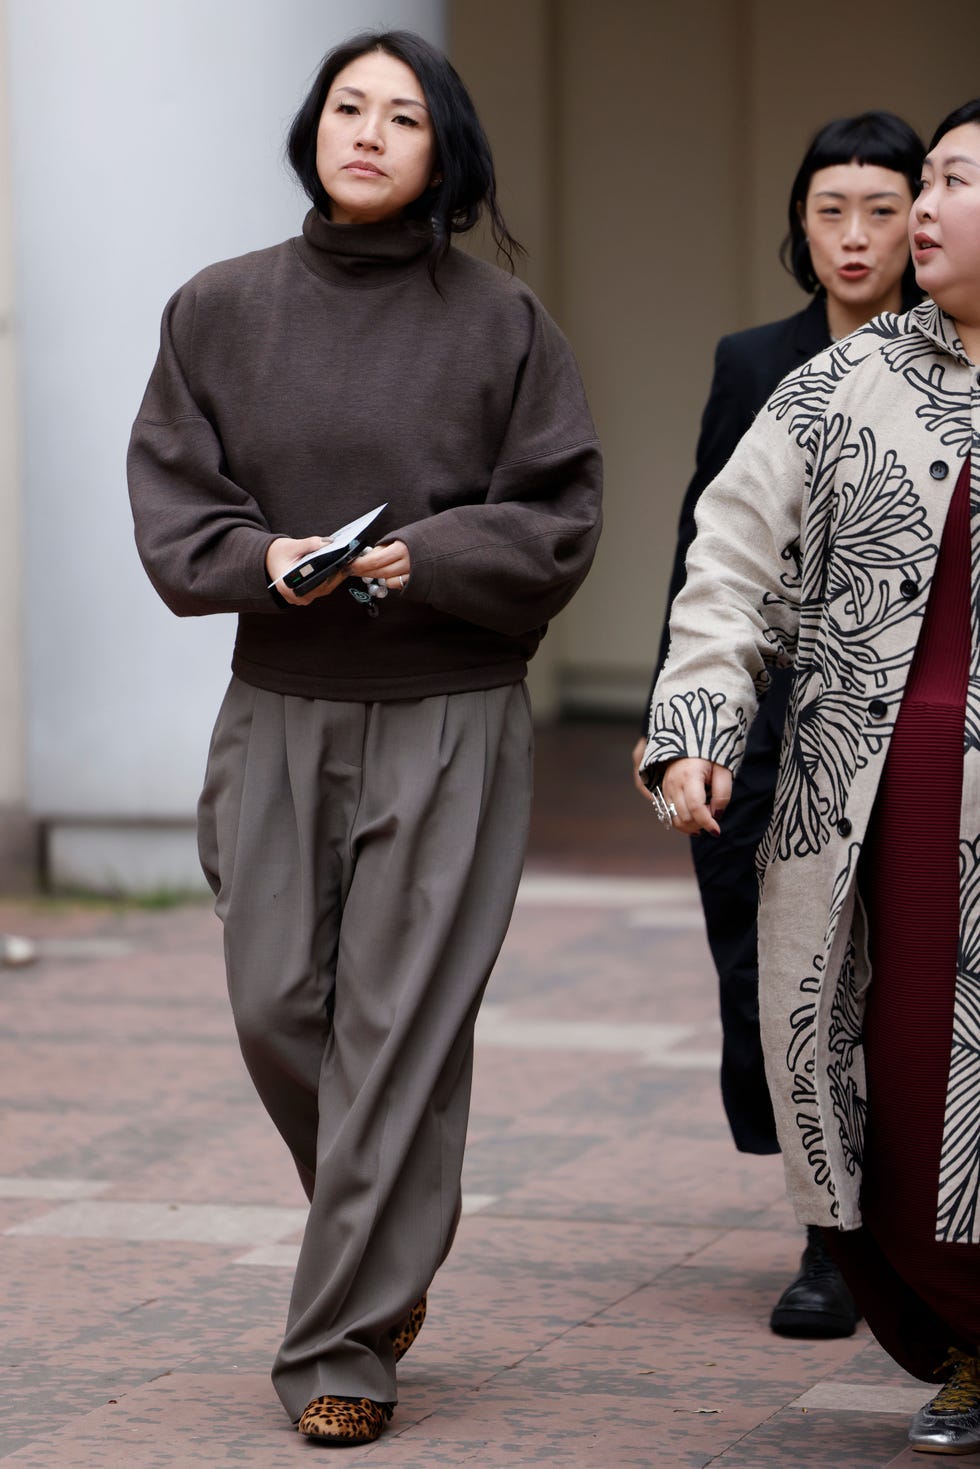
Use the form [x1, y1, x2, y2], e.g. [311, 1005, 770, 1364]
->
[646, 335, 754, 699]
[390, 302, 602, 638]
[127, 286, 281, 618]
[639, 398, 807, 787]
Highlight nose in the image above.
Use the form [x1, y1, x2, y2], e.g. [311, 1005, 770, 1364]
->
[842, 210, 869, 250]
[915, 184, 935, 222]
[354, 113, 383, 152]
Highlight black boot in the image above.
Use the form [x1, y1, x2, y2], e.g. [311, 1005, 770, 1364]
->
[769, 1225, 858, 1338]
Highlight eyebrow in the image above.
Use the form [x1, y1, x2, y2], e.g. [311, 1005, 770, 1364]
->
[923, 152, 980, 171]
[334, 85, 428, 112]
[811, 189, 905, 201]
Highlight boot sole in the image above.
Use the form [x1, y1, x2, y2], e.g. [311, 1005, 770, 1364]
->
[770, 1309, 857, 1338]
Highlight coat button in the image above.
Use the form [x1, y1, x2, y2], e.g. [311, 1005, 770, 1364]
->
[930, 460, 949, 479]
[900, 579, 919, 599]
[868, 699, 887, 718]
[837, 818, 852, 837]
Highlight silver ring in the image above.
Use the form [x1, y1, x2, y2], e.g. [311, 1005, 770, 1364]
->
[651, 786, 678, 830]
[397, 574, 405, 590]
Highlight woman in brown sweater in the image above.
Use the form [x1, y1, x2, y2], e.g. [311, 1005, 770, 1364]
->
[128, 30, 601, 1447]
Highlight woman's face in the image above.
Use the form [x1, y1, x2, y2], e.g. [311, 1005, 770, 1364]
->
[912, 123, 980, 324]
[316, 51, 438, 226]
[801, 161, 913, 313]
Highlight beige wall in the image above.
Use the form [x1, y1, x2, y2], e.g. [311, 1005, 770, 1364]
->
[451, 0, 980, 716]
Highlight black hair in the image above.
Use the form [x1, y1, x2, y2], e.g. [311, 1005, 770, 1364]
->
[928, 98, 980, 152]
[780, 111, 924, 306]
[287, 29, 522, 277]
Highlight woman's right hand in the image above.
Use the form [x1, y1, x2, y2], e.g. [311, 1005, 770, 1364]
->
[662, 757, 732, 836]
[265, 536, 346, 606]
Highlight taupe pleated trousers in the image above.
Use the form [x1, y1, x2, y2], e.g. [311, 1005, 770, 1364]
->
[197, 676, 533, 1416]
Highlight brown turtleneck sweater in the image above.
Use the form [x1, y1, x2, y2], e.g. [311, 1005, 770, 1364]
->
[128, 211, 602, 701]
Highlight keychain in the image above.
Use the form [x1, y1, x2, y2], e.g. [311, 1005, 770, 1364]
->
[347, 546, 389, 617]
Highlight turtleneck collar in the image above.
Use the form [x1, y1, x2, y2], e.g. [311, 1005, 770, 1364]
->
[294, 208, 432, 287]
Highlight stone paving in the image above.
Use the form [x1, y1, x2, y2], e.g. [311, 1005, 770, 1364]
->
[0, 853, 933, 1467]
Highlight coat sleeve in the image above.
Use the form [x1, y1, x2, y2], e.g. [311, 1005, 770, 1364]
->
[639, 395, 808, 786]
[640, 334, 758, 730]
[127, 285, 282, 618]
[388, 302, 602, 638]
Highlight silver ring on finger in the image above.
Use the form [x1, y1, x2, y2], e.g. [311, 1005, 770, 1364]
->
[651, 786, 678, 831]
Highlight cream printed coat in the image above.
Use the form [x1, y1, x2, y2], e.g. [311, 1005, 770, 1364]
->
[642, 301, 980, 1238]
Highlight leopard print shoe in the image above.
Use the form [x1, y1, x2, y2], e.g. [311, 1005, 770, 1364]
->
[297, 1395, 393, 1446]
[390, 1294, 427, 1363]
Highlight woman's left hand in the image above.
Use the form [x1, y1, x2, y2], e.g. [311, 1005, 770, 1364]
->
[349, 539, 411, 591]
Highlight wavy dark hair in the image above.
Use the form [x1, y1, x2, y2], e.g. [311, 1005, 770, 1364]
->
[780, 111, 924, 307]
[928, 98, 980, 151]
[287, 29, 522, 278]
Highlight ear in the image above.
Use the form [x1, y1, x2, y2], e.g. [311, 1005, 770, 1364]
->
[796, 198, 807, 239]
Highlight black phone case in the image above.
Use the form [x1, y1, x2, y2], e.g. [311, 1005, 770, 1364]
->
[283, 540, 363, 595]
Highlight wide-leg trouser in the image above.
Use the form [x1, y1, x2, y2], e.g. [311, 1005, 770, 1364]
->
[197, 677, 533, 1417]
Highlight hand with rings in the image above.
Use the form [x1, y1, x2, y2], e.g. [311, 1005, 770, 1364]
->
[659, 756, 732, 836]
[349, 539, 411, 590]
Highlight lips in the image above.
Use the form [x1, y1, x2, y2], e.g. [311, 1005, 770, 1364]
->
[344, 161, 385, 177]
[912, 230, 939, 265]
[838, 263, 871, 279]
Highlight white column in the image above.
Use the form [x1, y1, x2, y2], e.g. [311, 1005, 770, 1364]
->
[0, 1, 30, 887]
[6, 0, 444, 892]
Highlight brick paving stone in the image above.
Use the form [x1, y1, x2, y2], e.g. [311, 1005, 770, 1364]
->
[0, 723, 932, 1465]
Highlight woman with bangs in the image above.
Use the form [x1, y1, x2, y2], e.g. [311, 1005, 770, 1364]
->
[642, 98, 980, 1455]
[634, 110, 923, 1341]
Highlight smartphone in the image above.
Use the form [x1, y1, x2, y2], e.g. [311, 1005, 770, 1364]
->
[271, 504, 387, 597]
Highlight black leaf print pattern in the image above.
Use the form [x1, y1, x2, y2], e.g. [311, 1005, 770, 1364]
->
[765, 672, 860, 860]
[827, 962, 863, 1071]
[786, 968, 837, 1210]
[828, 1067, 866, 1177]
[904, 364, 973, 450]
[764, 415, 935, 859]
[965, 674, 980, 758]
[767, 348, 853, 448]
[967, 468, 980, 755]
[937, 837, 980, 1242]
[823, 430, 932, 614]
[879, 318, 948, 377]
[823, 843, 862, 953]
[827, 939, 867, 1178]
[647, 688, 746, 768]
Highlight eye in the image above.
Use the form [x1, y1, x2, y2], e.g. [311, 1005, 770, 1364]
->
[945, 173, 965, 187]
[393, 113, 420, 128]
[336, 102, 358, 115]
[817, 206, 841, 217]
[871, 206, 897, 217]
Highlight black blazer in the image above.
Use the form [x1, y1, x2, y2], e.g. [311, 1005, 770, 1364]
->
[643, 294, 830, 721]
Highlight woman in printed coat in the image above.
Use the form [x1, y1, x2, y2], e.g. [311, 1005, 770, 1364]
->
[642, 99, 980, 1456]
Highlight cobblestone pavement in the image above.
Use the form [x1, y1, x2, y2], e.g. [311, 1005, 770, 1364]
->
[0, 735, 931, 1466]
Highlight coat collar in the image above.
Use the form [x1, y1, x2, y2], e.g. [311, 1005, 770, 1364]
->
[908, 299, 972, 364]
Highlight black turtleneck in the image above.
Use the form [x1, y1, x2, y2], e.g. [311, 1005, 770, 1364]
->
[128, 211, 602, 701]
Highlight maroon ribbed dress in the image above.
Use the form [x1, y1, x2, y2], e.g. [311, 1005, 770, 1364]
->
[825, 458, 980, 1380]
